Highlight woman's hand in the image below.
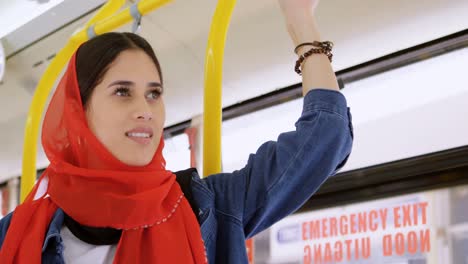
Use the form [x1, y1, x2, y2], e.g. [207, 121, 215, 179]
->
[278, 0, 321, 47]
[278, 0, 340, 94]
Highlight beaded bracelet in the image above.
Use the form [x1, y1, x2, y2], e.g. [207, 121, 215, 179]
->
[294, 41, 334, 75]
[294, 41, 333, 54]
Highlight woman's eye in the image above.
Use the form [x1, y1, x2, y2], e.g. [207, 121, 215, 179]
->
[147, 89, 162, 100]
[115, 87, 130, 97]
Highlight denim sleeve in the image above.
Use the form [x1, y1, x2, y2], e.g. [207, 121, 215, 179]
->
[203, 89, 353, 238]
[0, 212, 13, 249]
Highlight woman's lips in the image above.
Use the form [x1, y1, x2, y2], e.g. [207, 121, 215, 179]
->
[125, 127, 153, 146]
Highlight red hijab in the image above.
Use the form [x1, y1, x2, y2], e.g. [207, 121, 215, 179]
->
[0, 52, 207, 263]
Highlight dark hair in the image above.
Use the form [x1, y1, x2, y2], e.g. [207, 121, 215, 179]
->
[75, 32, 163, 106]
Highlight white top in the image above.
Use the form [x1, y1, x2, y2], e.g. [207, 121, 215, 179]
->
[61, 225, 117, 264]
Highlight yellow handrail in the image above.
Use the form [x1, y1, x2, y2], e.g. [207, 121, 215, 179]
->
[84, 0, 125, 28]
[72, 0, 171, 43]
[20, 0, 172, 201]
[202, 0, 236, 177]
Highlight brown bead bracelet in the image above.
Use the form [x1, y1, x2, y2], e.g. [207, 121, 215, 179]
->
[294, 41, 333, 54]
[294, 41, 334, 75]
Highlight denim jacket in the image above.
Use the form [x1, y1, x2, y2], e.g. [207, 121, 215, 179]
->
[0, 89, 353, 263]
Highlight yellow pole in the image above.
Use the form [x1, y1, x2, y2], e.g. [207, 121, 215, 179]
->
[84, 0, 126, 28]
[20, 0, 172, 201]
[202, 0, 236, 177]
[72, 0, 171, 43]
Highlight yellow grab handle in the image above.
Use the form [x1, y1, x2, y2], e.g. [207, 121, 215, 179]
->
[202, 0, 236, 177]
[20, 0, 172, 202]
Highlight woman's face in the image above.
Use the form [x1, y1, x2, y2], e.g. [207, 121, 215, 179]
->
[85, 49, 165, 166]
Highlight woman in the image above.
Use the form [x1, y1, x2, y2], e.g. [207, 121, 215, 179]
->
[0, 0, 353, 263]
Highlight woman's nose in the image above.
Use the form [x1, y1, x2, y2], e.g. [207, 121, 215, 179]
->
[133, 101, 153, 121]
[136, 112, 153, 121]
